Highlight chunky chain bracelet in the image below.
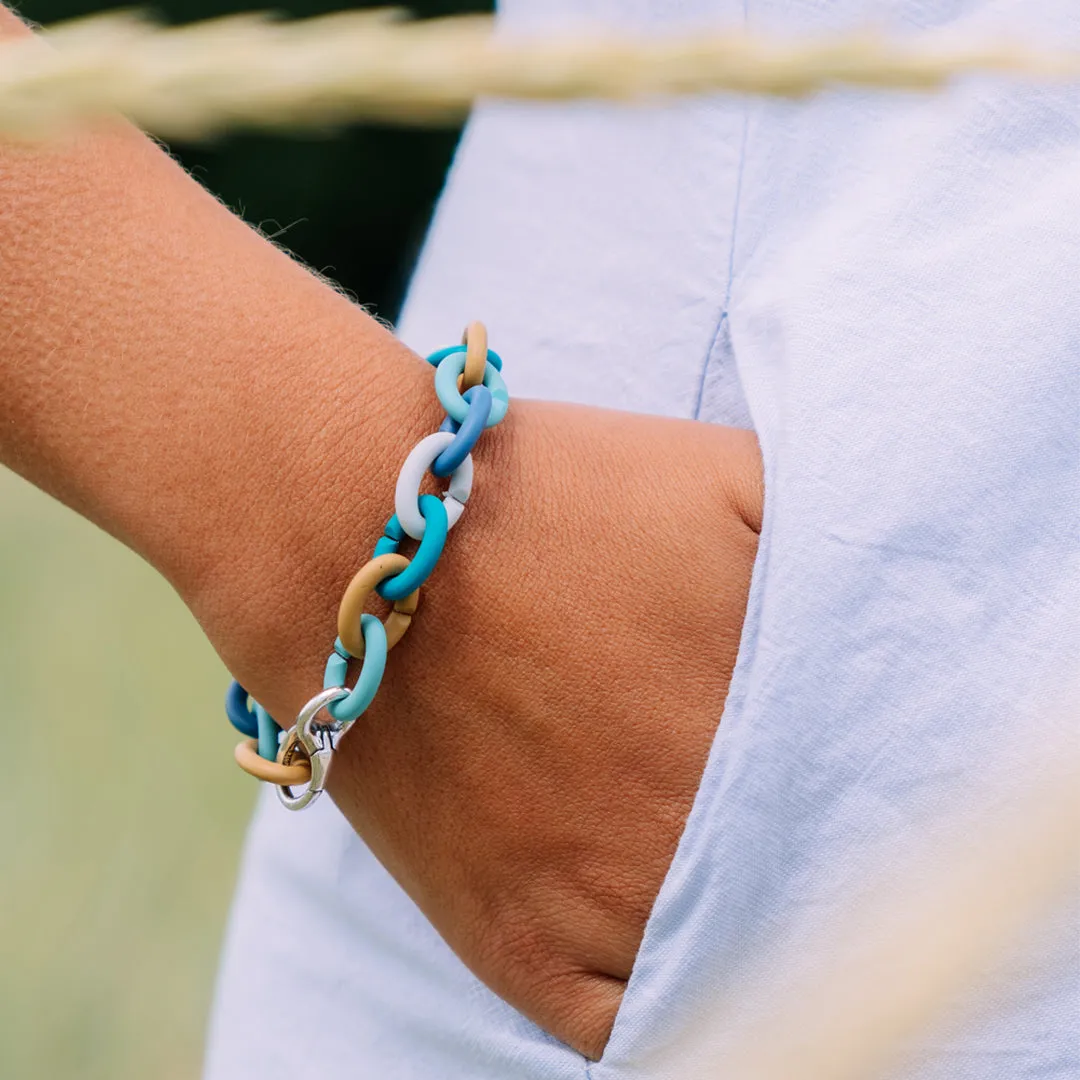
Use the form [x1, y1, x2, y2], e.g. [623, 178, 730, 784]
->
[222, 322, 509, 811]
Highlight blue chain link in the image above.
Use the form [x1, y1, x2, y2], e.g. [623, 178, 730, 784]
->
[433, 385, 492, 476]
[225, 681, 259, 739]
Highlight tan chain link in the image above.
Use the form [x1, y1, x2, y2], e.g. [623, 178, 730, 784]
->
[337, 552, 420, 658]
[234, 736, 312, 785]
[459, 321, 489, 392]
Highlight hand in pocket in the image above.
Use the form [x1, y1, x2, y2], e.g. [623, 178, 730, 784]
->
[327, 401, 762, 1058]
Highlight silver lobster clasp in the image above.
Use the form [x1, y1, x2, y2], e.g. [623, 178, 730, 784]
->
[277, 686, 350, 811]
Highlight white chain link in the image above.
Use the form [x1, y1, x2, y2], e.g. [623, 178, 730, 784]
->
[394, 432, 473, 540]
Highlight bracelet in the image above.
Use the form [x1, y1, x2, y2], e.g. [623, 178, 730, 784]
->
[222, 321, 508, 811]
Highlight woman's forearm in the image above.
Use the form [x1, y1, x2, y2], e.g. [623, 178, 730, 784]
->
[0, 8, 441, 715]
[0, 109, 429, 577]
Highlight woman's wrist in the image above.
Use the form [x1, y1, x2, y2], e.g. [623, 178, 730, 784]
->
[183, 323, 446, 729]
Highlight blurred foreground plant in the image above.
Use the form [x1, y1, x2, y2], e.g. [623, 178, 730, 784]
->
[2, 11, 1080, 138]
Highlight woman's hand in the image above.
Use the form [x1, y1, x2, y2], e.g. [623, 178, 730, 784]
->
[210, 395, 762, 1059]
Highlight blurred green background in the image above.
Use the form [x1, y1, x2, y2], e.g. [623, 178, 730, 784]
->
[0, 1, 488, 1077]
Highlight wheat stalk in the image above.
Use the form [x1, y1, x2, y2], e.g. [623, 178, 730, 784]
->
[1, 11, 1080, 139]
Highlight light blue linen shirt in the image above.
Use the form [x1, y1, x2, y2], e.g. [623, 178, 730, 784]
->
[205, 1, 1079, 1076]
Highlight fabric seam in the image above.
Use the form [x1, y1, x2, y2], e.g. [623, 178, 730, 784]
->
[691, 45, 749, 421]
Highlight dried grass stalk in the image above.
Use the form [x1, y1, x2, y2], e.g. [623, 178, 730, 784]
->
[1, 11, 1080, 139]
